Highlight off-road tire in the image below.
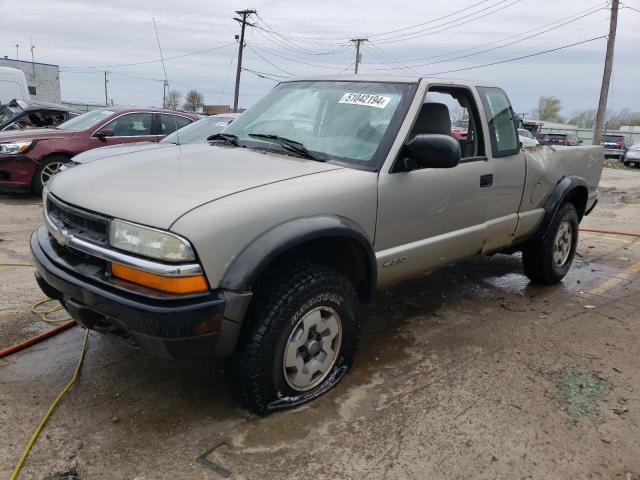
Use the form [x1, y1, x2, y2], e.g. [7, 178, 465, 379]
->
[32, 154, 69, 194]
[522, 202, 579, 285]
[231, 262, 359, 415]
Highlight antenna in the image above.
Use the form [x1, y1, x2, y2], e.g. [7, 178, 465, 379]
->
[152, 17, 180, 149]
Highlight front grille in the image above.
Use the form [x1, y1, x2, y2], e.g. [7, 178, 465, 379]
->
[47, 195, 110, 245]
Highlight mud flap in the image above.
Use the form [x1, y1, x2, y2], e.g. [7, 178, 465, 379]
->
[266, 364, 349, 412]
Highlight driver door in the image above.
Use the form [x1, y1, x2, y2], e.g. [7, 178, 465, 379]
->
[375, 87, 492, 286]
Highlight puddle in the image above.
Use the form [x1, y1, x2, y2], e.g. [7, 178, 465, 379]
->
[552, 368, 610, 418]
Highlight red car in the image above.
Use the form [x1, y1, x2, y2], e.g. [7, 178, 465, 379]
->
[0, 107, 198, 193]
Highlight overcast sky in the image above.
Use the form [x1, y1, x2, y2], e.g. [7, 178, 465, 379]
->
[5, 0, 639, 116]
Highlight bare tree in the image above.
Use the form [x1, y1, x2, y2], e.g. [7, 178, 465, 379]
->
[533, 96, 564, 123]
[606, 108, 640, 129]
[568, 109, 597, 128]
[165, 89, 182, 110]
[183, 89, 204, 112]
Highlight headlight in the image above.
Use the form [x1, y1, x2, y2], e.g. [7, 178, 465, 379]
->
[0, 140, 33, 155]
[109, 219, 196, 262]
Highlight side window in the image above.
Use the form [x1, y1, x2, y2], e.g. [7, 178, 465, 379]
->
[408, 86, 485, 160]
[159, 114, 192, 135]
[103, 112, 153, 136]
[477, 87, 519, 157]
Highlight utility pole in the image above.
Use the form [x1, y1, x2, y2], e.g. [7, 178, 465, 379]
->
[593, 0, 619, 145]
[15, 44, 18, 60]
[104, 71, 109, 106]
[30, 40, 36, 78]
[233, 9, 256, 113]
[162, 80, 168, 108]
[351, 38, 367, 74]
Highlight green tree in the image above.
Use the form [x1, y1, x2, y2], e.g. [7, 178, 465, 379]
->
[183, 89, 204, 112]
[534, 96, 564, 123]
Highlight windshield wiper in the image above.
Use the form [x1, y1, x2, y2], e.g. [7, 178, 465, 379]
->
[207, 132, 240, 146]
[248, 133, 325, 162]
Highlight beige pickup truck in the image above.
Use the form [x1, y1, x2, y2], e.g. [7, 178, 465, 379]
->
[32, 76, 603, 414]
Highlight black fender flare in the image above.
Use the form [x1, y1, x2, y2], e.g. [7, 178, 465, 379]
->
[220, 215, 377, 300]
[532, 175, 588, 242]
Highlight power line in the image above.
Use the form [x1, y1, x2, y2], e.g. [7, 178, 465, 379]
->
[364, 2, 607, 65]
[423, 35, 607, 77]
[254, 13, 351, 48]
[246, 43, 295, 76]
[61, 42, 237, 70]
[368, 0, 495, 38]
[369, 4, 608, 70]
[242, 67, 289, 81]
[219, 47, 237, 104]
[251, 29, 353, 65]
[621, 3, 640, 13]
[364, 43, 422, 76]
[246, 43, 347, 70]
[374, 0, 523, 44]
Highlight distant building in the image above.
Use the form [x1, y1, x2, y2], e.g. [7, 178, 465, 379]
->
[203, 105, 232, 115]
[0, 57, 61, 104]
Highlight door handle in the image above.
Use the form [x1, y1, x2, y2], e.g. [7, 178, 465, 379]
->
[480, 174, 493, 188]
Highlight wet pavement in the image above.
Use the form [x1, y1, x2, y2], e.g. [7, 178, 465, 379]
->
[1, 168, 640, 479]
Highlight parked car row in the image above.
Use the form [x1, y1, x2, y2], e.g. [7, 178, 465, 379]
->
[601, 134, 634, 160]
[622, 144, 640, 168]
[0, 107, 203, 193]
[536, 132, 583, 146]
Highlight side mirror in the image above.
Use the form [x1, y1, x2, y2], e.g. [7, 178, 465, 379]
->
[403, 134, 461, 170]
[95, 128, 113, 140]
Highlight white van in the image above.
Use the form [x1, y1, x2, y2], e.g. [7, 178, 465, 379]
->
[0, 67, 30, 104]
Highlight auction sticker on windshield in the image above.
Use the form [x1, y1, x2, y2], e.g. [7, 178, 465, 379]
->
[339, 93, 391, 109]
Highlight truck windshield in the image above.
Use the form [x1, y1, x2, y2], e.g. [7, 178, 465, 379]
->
[223, 81, 414, 169]
[56, 109, 113, 132]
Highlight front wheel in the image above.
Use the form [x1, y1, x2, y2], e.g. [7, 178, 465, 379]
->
[522, 202, 579, 285]
[32, 154, 69, 194]
[231, 263, 360, 415]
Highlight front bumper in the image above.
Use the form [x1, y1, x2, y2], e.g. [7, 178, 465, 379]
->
[0, 153, 37, 191]
[31, 226, 251, 360]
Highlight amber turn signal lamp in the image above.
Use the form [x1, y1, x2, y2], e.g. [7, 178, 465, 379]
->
[111, 263, 208, 294]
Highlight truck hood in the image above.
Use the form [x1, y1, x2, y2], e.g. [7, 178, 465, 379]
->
[50, 143, 344, 229]
[72, 141, 168, 163]
[0, 127, 76, 142]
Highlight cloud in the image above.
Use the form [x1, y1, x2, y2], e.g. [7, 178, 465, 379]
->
[6, 0, 639, 114]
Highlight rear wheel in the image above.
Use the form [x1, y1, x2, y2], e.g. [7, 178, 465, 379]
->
[231, 262, 359, 415]
[32, 154, 69, 194]
[522, 202, 579, 285]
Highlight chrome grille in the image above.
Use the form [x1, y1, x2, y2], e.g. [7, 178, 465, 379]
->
[46, 195, 110, 245]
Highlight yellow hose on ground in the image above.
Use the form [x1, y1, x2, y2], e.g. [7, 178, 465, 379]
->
[30, 299, 72, 324]
[8, 329, 90, 480]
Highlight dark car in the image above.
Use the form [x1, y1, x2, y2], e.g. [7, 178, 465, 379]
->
[0, 99, 81, 132]
[69, 113, 241, 166]
[0, 107, 198, 193]
[536, 133, 582, 146]
[601, 134, 633, 159]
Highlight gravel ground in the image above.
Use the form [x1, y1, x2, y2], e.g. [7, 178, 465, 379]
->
[1, 167, 639, 480]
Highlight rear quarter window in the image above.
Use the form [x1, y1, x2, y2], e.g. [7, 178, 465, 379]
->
[477, 87, 519, 157]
